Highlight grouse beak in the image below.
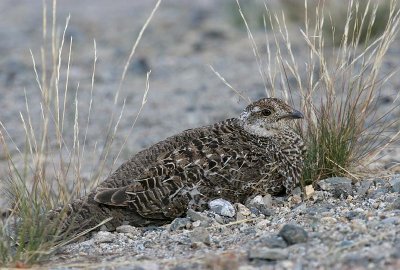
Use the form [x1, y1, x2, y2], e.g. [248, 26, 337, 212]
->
[278, 109, 304, 120]
[290, 109, 304, 119]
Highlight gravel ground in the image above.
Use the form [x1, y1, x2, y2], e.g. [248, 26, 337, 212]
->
[0, 1, 400, 269]
[45, 175, 400, 269]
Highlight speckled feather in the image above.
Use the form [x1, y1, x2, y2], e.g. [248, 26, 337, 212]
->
[52, 98, 306, 232]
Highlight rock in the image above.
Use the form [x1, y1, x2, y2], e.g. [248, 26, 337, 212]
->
[235, 203, 251, 221]
[116, 225, 141, 236]
[373, 178, 387, 186]
[248, 205, 273, 217]
[94, 231, 115, 244]
[344, 210, 365, 221]
[186, 209, 210, 222]
[304, 185, 315, 199]
[318, 177, 353, 198]
[320, 216, 337, 224]
[291, 187, 302, 197]
[248, 247, 289, 260]
[255, 219, 271, 229]
[169, 217, 191, 231]
[128, 56, 150, 75]
[381, 217, 400, 225]
[213, 214, 225, 224]
[257, 235, 288, 249]
[209, 198, 236, 217]
[391, 197, 400, 210]
[247, 195, 265, 206]
[246, 195, 273, 216]
[262, 194, 273, 208]
[356, 179, 373, 197]
[350, 219, 367, 232]
[367, 188, 389, 199]
[290, 194, 302, 204]
[189, 227, 210, 245]
[192, 220, 201, 228]
[389, 175, 400, 193]
[278, 224, 308, 245]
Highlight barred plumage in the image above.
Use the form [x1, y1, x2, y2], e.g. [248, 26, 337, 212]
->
[52, 98, 305, 232]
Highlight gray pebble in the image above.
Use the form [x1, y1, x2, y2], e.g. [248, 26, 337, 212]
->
[391, 197, 400, 210]
[373, 178, 387, 186]
[291, 186, 302, 197]
[318, 177, 353, 198]
[278, 224, 308, 245]
[116, 225, 141, 235]
[389, 175, 400, 193]
[186, 209, 211, 222]
[367, 188, 389, 199]
[213, 214, 225, 224]
[248, 247, 289, 260]
[235, 203, 252, 220]
[189, 227, 210, 245]
[246, 195, 273, 216]
[257, 235, 288, 249]
[356, 180, 373, 197]
[208, 198, 236, 217]
[169, 217, 191, 231]
[381, 216, 400, 225]
[93, 231, 115, 244]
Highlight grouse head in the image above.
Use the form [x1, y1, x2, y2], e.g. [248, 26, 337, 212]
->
[239, 98, 303, 137]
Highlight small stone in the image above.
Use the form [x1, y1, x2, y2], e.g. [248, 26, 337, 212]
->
[318, 177, 353, 198]
[350, 219, 367, 232]
[255, 219, 271, 229]
[381, 217, 400, 225]
[248, 247, 289, 260]
[257, 235, 288, 248]
[373, 178, 387, 187]
[292, 194, 302, 204]
[209, 198, 236, 217]
[320, 216, 337, 224]
[94, 231, 115, 244]
[248, 195, 265, 206]
[280, 260, 294, 269]
[186, 209, 211, 222]
[278, 224, 308, 245]
[192, 220, 201, 228]
[263, 194, 273, 208]
[116, 225, 141, 236]
[250, 205, 273, 217]
[169, 217, 191, 231]
[235, 203, 252, 221]
[373, 201, 381, 209]
[304, 185, 315, 199]
[213, 214, 225, 224]
[356, 180, 373, 197]
[391, 197, 400, 210]
[291, 187, 302, 196]
[246, 195, 273, 216]
[367, 188, 389, 199]
[389, 176, 400, 193]
[189, 227, 211, 245]
[344, 211, 363, 221]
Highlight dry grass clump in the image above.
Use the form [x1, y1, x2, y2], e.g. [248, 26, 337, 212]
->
[0, 0, 160, 266]
[237, 0, 400, 185]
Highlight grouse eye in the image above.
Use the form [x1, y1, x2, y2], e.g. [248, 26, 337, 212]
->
[261, 109, 272, 116]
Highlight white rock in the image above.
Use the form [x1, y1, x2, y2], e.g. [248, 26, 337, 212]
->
[94, 231, 115, 244]
[209, 198, 236, 217]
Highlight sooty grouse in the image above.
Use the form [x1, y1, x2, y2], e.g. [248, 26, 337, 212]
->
[53, 98, 305, 232]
